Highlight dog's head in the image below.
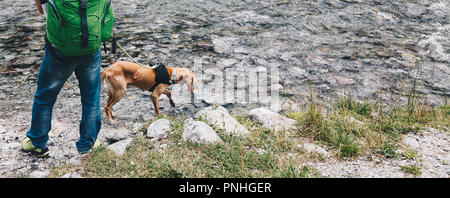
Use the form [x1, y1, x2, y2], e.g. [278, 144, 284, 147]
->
[170, 67, 196, 94]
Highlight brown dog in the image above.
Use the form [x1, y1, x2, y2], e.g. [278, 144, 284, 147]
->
[101, 61, 195, 124]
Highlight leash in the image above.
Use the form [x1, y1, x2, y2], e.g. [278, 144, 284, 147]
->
[116, 41, 158, 70]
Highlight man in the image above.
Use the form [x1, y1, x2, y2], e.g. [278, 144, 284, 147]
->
[22, 0, 114, 157]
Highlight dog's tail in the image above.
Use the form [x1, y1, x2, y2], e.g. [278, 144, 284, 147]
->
[100, 71, 107, 95]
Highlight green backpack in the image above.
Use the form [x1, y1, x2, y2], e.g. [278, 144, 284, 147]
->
[46, 0, 115, 56]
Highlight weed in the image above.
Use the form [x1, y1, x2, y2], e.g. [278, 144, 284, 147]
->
[400, 165, 422, 176]
[336, 96, 373, 117]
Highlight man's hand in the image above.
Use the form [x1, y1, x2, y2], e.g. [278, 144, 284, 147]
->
[35, 0, 44, 14]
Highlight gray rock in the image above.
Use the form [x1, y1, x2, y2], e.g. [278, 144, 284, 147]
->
[329, 76, 357, 86]
[403, 136, 420, 150]
[3, 55, 15, 62]
[104, 127, 130, 144]
[346, 116, 365, 126]
[248, 107, 297, 132]
[147, 119, 171, 141]
[195, 106, 249, 136]
[159, 144, 169, 149]
[182, 119, 222, 144]
[68, 155, 83, 166]
[212, 36, 237, 54]
[143, 113, 155, 123]
[0, 119, 5, 134]
[61, 172, 83, 178]
[297, 143, 330, 157]
[131, 123, 144, 134]
[217, 58, 238, 70]
[108, 138, 133, 155]
[233, 10, 271, 24]
[29, 170, 49, 178]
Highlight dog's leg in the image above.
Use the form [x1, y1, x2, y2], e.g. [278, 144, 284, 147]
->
[104, 74, 127, 124]
[106, 89, 126, 124]
[105, 91, 115, 123]
[150, 92, 161, 115]
[163, 89, 175, 107]
[106, 90, 119, 118]
[150, 84, 169, 115]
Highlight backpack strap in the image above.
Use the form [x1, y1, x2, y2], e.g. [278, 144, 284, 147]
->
[149, 82, 160, 92]
[47, 0, 64, 27]
[79, 0, 89, 48]
[102, 0, 112, 25]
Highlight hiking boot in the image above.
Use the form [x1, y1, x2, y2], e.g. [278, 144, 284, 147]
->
[22, 137, 49, 158]
[92, 138, 101, 150]
[80, 138, 101, 155]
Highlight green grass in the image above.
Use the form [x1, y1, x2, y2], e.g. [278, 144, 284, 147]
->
[287, 97, 363, 159]
[49, 115, 323, 178]
[336, 96, 373, 117]
[48, 94, 448, 178]
[276, 165, 321, 178]
[286, 92, 448, 160]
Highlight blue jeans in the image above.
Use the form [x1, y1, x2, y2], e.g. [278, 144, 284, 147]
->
[26, 45, 102, 153]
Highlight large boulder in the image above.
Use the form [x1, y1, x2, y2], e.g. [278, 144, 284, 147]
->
[195, 106, 249, 136]
[147, 119, 171, 141]
[248, 107, 297, 132]
[182, 119, 222, 144]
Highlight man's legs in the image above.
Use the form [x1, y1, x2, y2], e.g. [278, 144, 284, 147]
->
[26, 48, 77, 149]
[74, 50, 102, 153]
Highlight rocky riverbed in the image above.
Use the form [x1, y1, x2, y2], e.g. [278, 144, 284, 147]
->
[0, 0, 449, 177]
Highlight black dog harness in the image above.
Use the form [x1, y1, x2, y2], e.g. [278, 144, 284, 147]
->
[148, 62, 176, 92]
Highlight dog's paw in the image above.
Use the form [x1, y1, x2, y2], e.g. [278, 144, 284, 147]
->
[108, 119, 117, 125]
[111, 112, 118, 118]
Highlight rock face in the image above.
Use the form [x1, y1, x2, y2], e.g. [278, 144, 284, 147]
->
[195, 106, 249, 136]
[147, 119, 171, 141]
[248, 108, 297, 132]
[107, 138, 133, 155]
[182, 119, 222, 144]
